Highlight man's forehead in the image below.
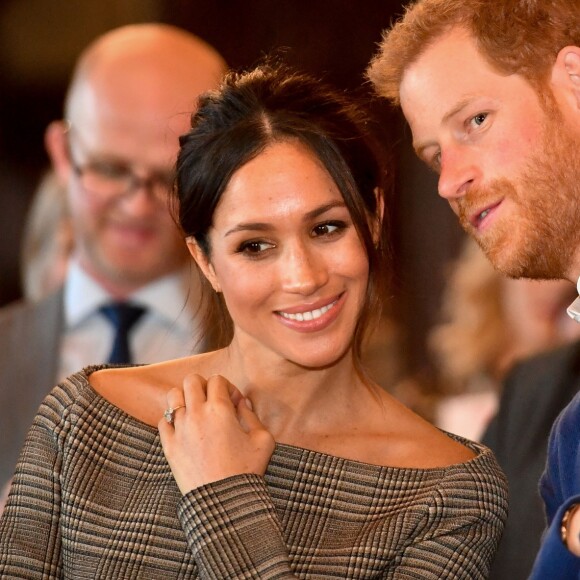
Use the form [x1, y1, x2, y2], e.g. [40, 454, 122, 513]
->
[69, 76, 191, 143]
[399, 29, 502, 127]
[68, 107, 182, 173]
[401, 28, 480, 89]
[66, 46, 221, 141]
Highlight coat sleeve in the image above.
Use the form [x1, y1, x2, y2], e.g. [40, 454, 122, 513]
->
[178, 474, 299, 578]
[530, 393, 580, 579]
[0, 393, 65, 578]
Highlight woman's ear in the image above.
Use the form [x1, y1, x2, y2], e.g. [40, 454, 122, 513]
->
[186, 237, 221, 292]
[551, 46, 580, 115]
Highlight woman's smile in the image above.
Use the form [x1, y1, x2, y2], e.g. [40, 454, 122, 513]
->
[275, 292, 345, 332]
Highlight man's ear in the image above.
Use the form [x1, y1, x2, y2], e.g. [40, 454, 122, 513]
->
[45, 120, 72, 186]
[186, 237, 221, 292]
[551, 46, 580, 112]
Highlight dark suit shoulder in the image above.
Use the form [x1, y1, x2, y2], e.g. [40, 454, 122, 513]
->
[0, 288, 63, 379]
[483, 341, 580, 469]
[497, 340, 580, 411]
[483, 340, 580, 580]
[484, 339, 580, 465]
[0, 289, 64, 484]
[0, 290, 62, 327]
[511, 340, 580, 380]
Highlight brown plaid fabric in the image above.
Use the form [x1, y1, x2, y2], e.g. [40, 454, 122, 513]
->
[0, 368, 507, 578]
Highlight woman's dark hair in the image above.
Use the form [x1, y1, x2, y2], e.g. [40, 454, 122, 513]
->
[174, 62, 392, 376]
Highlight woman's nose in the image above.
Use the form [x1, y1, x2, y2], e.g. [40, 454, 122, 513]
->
[280, 243, 328, 295]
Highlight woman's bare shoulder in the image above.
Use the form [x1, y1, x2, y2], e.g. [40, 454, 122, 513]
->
[301, 388, 476, 469]
[359, 392, 476, 469]
[89, 352, 219, 427]
[388, 399, 477, 468]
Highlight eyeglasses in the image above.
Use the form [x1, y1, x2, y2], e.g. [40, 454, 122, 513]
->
[65, 122, 175, 203]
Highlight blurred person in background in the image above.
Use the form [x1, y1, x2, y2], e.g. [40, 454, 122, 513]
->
[20, 170, 73, 302]
[431, 237, 580, 441]
[391, 238, 580, 579]
[0, 171, 73, 514]
[482, 340, 580, 578]
[0, 23, 226, 488]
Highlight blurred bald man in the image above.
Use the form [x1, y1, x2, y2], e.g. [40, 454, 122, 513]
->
[0, 24, 227, 486]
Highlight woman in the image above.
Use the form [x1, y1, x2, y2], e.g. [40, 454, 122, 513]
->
[0, 64, 507, 578]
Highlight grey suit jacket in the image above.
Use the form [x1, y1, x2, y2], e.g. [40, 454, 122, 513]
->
[0, 290, 63, 485]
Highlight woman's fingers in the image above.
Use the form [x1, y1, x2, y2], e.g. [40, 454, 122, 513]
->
[205, 374, 247, 408]
[236, 397, 263, 432]
[163, 374, 253, 431]
[204, 376, 258, 432]
[159, 372, 274, 493]
[166, 386, 186, 411]
[158, 413, 174, 439]
[227, 382, 245, 408]
[182, 373, 208, 408]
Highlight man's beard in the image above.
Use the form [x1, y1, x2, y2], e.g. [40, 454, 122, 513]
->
[457, 114, 580, 280]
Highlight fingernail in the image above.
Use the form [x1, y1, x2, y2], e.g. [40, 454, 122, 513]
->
[245, 397, 253, 411]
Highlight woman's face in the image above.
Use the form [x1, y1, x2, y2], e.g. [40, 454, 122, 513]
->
[191, 140, 370, 369]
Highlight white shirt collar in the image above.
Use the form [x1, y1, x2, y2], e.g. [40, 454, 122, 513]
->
[566, 275, 580, 322]
[64, 259, 194, 334]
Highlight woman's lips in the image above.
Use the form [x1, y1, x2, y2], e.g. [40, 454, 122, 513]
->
[275, 293, 345, 332]
[279, 299, 337, 321]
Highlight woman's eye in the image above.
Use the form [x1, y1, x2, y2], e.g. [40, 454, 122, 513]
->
[312, 221, 345, 237]
[238, 240, 274, 256]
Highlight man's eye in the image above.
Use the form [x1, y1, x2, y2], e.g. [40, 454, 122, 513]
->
[91, 163, 129, 180]
[470, 113, 488, 128]
[431, 151, 441, 171]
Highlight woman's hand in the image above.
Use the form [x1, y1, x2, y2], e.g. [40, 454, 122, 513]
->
[158, 373, 275, 494]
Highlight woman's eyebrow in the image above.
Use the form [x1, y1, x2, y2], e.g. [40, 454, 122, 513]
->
[224, 201, 347, 237]
[225, 222, 272, 237]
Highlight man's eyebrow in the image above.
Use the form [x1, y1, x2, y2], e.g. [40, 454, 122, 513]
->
[441, 97, 474, 125]
[81, 152, 174, 176]
[413, 97, 475, 157]
[224, 201, 347, 237]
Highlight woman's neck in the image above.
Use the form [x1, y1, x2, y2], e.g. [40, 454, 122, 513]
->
[206, 340, 371, 442]
[90, 338, 380, 445]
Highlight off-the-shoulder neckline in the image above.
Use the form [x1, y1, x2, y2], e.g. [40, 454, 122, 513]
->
[65, 365, 487, 474]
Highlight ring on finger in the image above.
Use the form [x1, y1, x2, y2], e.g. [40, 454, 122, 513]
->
[164, 405, 186, 425]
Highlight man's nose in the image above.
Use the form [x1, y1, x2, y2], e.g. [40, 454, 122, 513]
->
[437, 145, 479, 201]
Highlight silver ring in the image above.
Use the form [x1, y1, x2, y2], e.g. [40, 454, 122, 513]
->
[164, 405, 186, 424]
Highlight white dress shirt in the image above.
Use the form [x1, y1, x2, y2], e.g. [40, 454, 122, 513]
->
[58, 260, 206, 382]
[566, 277, 580, 323]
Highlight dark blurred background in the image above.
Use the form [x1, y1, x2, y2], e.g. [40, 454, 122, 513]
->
[0, 0, 464, 381]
